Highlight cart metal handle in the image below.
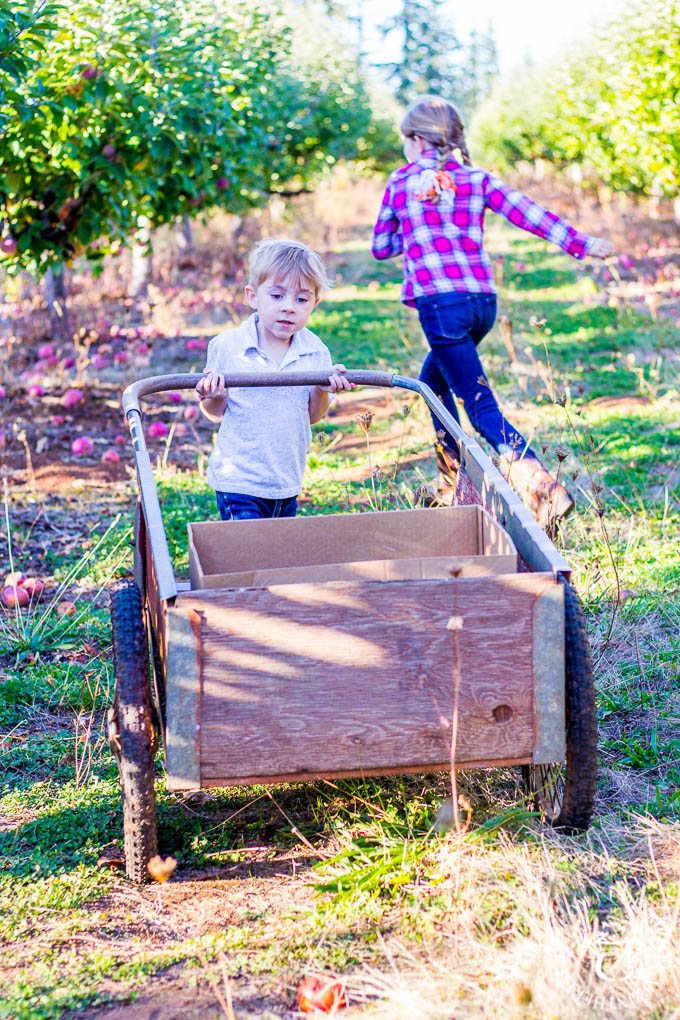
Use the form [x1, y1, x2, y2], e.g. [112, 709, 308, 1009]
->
[122, 371, 571, 605]
[121, 370, 396, 417]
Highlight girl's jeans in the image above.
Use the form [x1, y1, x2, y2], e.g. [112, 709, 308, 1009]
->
[216, 491, 298, 521]
[416, 292, 538, 462]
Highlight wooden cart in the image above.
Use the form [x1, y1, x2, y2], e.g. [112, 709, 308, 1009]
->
[109, 371, 597, 882]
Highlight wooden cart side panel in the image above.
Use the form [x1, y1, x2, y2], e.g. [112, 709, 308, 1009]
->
[165, 608, 202, 790]
[145, 532, 165, 666]
[532, 582, 566, 763]
[200, 757, 531, 788]
[180, 574, 555, 783]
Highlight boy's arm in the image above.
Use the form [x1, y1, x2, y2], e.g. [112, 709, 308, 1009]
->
[483, 174, 614, 259]
[309, 364, 355, 424]
[371, 179, 404, 260]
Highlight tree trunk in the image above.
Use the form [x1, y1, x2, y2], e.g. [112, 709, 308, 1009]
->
[43, 264, 72, 345]
[649, 175, 663, 220]
[129, 216, 153, 297]
[175, 215, 193, 249]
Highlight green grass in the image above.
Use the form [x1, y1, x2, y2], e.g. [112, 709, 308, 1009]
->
[1, 218, 679, 1016]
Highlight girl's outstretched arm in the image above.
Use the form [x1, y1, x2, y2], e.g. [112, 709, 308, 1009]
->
[483, 174, 613, 259]
[372, 179, 403, 260]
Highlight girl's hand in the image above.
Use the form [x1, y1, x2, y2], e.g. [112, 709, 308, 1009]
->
[589, 237, 615, 259]
[320, 364, 356, 393]
[196, 370, 227, 398]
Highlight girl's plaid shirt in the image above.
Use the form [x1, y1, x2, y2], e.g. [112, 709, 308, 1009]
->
[372, 150, 594, 306]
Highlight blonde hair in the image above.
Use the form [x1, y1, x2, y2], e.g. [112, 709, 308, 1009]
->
[248, 238, 331, 295]
[401, 95, 471, 169]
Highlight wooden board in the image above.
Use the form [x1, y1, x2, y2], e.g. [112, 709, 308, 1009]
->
[166, 573, 561, 788]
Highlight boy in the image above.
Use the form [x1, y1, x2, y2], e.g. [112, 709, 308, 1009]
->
[196, 238, 353, 520]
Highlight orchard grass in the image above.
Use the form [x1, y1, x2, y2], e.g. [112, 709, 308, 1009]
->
[0, 222, 679, 1017]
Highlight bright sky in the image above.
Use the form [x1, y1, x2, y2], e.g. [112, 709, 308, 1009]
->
[359, 0, 625, 78]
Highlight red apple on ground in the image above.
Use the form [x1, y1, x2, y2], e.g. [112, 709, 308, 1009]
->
[2, 585, 30, 608]
[57, 601, 77, 616]
[5, 571, 26, 587]
[22, 578, 44, 600]
[147, 421, 169, 438]
[101, 449, 120, 463]
[62, 388, 84, 408]
[297, 974, 347, 1013]
[71, 436, 94, 455]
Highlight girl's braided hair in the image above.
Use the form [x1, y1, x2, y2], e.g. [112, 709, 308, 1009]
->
[401, 95, 471, 169]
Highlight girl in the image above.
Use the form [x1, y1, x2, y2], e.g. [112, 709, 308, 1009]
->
[372, 94, 614, 528]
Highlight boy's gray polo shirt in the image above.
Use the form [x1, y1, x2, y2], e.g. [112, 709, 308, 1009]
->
[204, 313, 332, 498]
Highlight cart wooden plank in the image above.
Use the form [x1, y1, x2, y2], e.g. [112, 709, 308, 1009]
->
[165, 572, 562, 788]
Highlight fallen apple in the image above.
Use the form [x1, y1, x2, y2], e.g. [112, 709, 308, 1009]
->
[101, 448, 120, 463]
[297, 974, 347, 1013]
[57, 601, 77, 616]
[114, 434, 127, 445]
[62, 388, 84, 408]
[21, 577, 44, 600]
[5, 571, 26, 587]
[147, 421, 169, 438]
[2, 585, 30, 608]
[71, 436, 94, 455]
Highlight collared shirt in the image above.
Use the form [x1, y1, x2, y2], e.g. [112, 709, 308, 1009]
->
[204, 313, 332, 498]
[372, 151, 595, 306]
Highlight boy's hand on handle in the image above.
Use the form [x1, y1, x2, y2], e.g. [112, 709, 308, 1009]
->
[320, 364, 356, 393]
[589, 237, 615, 259]
[196, 370, 228, 399]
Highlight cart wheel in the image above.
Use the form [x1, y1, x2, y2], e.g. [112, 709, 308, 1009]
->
[523, 578, 598, 833]
[110, 579, 158, 882]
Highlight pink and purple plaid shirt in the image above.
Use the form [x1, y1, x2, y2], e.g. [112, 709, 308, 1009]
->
[372, 151, 595, 306]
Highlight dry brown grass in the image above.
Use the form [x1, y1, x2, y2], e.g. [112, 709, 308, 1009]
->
[343, 818, 680, 1019]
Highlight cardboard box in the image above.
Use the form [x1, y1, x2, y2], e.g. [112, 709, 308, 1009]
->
[188, 505, 517, 590]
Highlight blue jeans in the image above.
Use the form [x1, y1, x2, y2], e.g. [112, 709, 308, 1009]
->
[216, 491, 298, 521]
[416, 292, 538, 461]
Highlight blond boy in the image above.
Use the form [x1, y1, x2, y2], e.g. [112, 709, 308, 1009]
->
[196, 239, 352, 520]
